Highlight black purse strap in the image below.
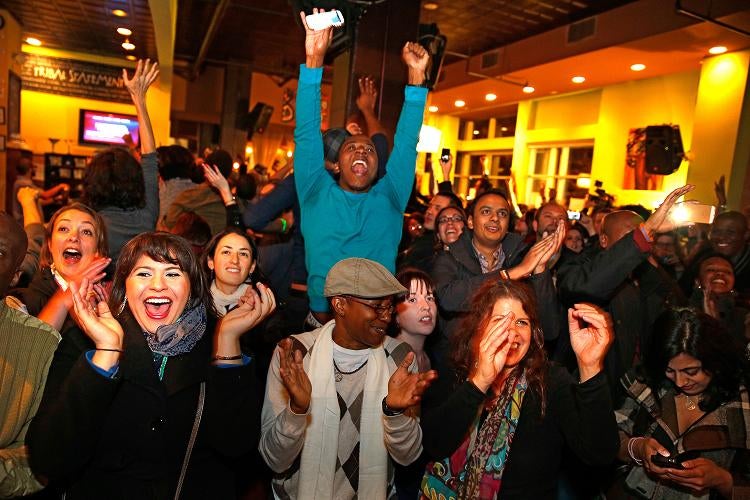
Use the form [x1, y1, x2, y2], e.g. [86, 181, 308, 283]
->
[174, 381, 206, 500]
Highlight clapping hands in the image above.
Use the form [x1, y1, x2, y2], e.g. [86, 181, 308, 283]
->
[568, 303, 613, 382]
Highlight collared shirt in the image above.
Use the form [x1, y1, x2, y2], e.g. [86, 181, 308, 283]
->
[471, 239, 505, 274]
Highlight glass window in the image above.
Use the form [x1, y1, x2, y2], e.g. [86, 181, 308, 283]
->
[526, 145, 593, 206]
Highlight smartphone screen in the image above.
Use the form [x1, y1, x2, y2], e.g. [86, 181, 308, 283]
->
[671, 203, 716, 225]
[567, 210, 581, 220]
[440, 148, 450, 163]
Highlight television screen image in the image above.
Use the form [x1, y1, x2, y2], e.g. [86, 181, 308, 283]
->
[79, 109, 139, 146]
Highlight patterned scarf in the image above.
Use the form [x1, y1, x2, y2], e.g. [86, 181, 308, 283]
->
[143, 300, 207, 357]
[421, 371, 528, 500]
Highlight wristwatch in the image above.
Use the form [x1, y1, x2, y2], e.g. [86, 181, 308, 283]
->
[382, 397, 405, 417]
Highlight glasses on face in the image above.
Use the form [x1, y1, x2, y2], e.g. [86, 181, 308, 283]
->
[438, 215, 465, 225]
[344, 295, 394, 316]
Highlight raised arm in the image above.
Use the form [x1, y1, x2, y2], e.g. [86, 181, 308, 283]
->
[123, 59, 159, 154]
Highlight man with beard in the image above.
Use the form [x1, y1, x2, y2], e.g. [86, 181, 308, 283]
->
[293, 11, 429, 325]
[259, 258, 436, 499]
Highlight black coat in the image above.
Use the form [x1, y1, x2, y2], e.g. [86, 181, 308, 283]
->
[27, 308, 261, 499]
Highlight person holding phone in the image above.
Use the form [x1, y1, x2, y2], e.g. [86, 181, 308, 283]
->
[614, 308, 750, 499]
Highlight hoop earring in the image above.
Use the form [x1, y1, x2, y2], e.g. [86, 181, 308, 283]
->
[117, 297, 127, 315]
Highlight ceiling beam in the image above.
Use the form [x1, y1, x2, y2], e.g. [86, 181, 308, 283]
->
[191, 0, 232, 79]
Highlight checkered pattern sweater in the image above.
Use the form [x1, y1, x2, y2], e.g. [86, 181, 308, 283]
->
[259, 328, 421, 499]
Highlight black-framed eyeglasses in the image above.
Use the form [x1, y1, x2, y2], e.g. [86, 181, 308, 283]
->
[438, 215, 465, 224]
[344, 295, 394, 316]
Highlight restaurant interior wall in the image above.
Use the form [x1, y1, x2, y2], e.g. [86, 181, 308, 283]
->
[0, 9, 23, 209]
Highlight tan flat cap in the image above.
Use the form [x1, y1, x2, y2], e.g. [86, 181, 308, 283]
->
[324, 258, 407, 298]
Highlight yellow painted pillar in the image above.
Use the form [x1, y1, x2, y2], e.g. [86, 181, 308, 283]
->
[687, 49, 750, 208]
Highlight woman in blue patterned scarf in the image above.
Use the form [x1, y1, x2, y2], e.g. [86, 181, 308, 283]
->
[420, 279, 619, 499]
[27, 232, 276, 499]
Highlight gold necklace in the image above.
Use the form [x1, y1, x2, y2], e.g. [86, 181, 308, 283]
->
[683, 394, 698, 410]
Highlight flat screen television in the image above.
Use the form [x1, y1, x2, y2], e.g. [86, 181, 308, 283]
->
[78, 109, 139, 147]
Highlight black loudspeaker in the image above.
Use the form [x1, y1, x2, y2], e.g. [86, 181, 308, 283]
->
[645, 125, 684, 175]
[246, 103, 274, 140]
[419, 23, 447, 90]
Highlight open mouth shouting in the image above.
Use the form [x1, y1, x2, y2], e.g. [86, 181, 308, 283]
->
[62, 247, 82, 265]
[351, 159, 369, 177]
[144, 297, 173, 320]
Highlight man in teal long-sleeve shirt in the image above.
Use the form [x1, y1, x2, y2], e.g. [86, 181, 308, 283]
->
[294, 11, 429, 323]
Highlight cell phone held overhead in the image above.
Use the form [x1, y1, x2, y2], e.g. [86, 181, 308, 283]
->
[440, 148, 450, 163]
[670, 202, 716, 226]
[305, 9, 345, 30]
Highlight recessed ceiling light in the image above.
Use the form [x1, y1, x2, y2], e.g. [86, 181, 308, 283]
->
[485, 93, 497, 101]
[117, 27, 132, 36]
[473, 130, 480, 135]
[522, 85, 535, 94]
[500, 126, 508, 132]
[112, 9, 127, 17]
[571, 76, 586, 84]
[630, 63, 646, 72]
[125, 55, 137, 61]
[454, 99, 465, 108]
[428, 105, 439, 113]
[25, 37, 42, 46]
[423, 2, 439, 10]
[709, 46, 728, 55]
[122, 39, 135, 51]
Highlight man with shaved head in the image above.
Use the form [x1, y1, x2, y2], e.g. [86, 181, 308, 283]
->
[0, 212, 60, 496]
[556, 187, 692, 403]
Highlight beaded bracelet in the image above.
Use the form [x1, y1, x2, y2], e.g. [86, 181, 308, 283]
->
[627, 437, 644, 465]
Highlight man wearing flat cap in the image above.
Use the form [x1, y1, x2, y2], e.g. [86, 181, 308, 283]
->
[259, 257, 437, 499]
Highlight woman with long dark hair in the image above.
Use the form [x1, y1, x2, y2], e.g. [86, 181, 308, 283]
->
[420, 279, 619, 499]
[614, 308, 750, 499]
[27, 232, 275, 499]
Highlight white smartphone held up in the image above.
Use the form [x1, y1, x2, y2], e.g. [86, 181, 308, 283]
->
[670, 202, 716, 225]
[305, 10, 345, 30]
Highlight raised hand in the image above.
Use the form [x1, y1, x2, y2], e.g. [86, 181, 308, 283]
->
[277, 338, 312, 414]
[123, 59, 159, 104]
[439, 153, 453, 183]
[714, 175, 727, 207]
[385, 351, 438, 411]
[401, 42, 430, 86]
[511, 223, 562, 278]
[70, 278, 124, 370]
[300, 9, 334, 68]
[203, 164, 233, 204]
[533, 219, 565, 273]
[469, 313, 514, 393]
[218, 283, 276, 340]
[643, 184, 694, 237]
[356, 76, 378, 113]
[568, 303, 613, 382]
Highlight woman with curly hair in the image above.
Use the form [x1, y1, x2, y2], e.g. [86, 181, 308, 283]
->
[81, 59, 160, 262]
[613, 308, 750, 499]
[420, 279, 619, 499]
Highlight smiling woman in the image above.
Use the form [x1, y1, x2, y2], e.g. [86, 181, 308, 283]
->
[27, 232, 276, 499]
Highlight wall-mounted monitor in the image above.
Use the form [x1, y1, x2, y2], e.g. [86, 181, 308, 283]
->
[78, 109, 139, 147]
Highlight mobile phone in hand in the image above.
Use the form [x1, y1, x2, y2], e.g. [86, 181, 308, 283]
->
[305, 10, 345, 30]
[440, 148, 450, 163]
[651, 454, 685, 469]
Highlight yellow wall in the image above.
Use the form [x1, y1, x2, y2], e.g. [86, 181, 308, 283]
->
[434, 69, 702, 209]
[20, 46, 172, 157]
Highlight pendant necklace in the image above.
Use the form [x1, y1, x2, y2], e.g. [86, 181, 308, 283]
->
[333, 359, 368, 382]
[683, 394, 698, 410]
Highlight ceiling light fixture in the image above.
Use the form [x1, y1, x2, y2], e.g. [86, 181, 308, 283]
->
[500, 126, 509, 132]
[485, 93, 497, 101]
[122, 39, 135, 51]
[125, 55, 137, 61]
[117, 27, 132, 36]
[630, 63, 646, 72]
[25, 37, 42, 46]
[473, 130, 480, 135]
[423, 2, 439, 10]
[571, 76, 586, 84]
[522, 85, 535, 94]
[709, 46, 728, 55]
[112, 9, 127, 17]
[428, 105, 439, 112]
[454, 99, 466, 108]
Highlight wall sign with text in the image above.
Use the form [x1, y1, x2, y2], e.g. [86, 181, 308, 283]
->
[21, 54, 131, 103]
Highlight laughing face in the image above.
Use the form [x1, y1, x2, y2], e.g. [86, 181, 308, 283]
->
[126, 255, 191, 334]
[482, 297, 532, 375]
[468, 194, 510, 248]
[396, 279, 437, 336]
[336, 135, 378, 193]
[208, 233, 256, 294]
[698, 256, 735, 295]
[437, 207, 466, 245]
[332, 295, 394, 350]
[48, 209, 101, 281]
[709, 215, 748, 258]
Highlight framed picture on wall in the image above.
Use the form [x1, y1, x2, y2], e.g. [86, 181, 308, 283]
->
[8, 72, 21, 135]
